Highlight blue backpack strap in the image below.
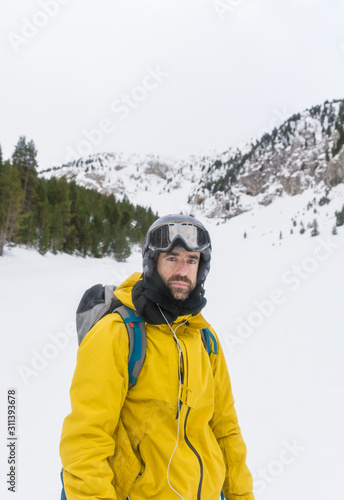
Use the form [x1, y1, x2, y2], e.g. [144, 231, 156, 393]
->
[60, 469, 67, 500]
[200, 327, 218, 355]
[113, 305, 146, 388]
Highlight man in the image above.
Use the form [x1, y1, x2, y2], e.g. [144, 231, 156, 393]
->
[60, 214, 255, 500]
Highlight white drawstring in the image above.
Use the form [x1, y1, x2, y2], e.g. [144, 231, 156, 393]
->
[157, 304, 187, 500]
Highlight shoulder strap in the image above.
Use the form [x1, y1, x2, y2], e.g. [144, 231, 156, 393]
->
[112, 305, 146, 389]
[76, 284, 147, 388]
[200, 327, 218, 355]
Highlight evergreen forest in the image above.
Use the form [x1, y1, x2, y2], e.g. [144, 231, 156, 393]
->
[0, 137, 157, 259]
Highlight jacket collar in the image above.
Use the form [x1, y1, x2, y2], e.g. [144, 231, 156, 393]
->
[114, 272, 210, 330]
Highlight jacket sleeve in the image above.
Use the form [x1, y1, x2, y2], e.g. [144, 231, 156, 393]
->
[209, 331, 255, 500]
[59, 314, 130, 500]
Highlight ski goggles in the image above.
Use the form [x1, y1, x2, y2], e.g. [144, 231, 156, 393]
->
[149, 222, 211, 253]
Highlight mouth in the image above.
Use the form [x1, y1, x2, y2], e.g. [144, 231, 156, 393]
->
[170, 279, 191, 288]
[171, 281, 189, 288]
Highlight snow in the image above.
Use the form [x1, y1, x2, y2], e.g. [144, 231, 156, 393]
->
[1, 188, 344, 499]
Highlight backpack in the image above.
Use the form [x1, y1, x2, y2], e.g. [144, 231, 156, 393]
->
[76, 284, 218, 388]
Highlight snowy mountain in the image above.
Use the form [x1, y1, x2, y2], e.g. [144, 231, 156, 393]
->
[195, 99, 344, 219]
[39, 99, 344, 221]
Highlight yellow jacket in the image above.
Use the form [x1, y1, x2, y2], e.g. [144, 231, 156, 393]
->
[60, 273, 254, 500]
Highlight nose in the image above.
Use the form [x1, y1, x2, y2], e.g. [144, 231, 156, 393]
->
[176, 258, 187, 276]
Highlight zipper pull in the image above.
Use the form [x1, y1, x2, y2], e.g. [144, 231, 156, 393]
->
[175, 399, 183, 419]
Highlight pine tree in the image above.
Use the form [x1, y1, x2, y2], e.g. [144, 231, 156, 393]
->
[12, 137, 38, 206]
[12, 136, 38, 245]
[0, 161, 24, 255]
[111, 232, 131, 261]
[89, 214, 104, 257]
[35, 178, 51, 254]
[102, 193, 120, 255]
[67, 181, 91, 255]
[47, 177, 72, 253]
[335, 206, 344, 227]
[311, 218, 319, 237]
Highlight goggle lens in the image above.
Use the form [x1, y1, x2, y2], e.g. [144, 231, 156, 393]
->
[150, 223, 209, 252]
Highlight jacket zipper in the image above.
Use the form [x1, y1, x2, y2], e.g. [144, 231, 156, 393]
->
[184, 407, 203, 499]
[174, 337, 185, 419]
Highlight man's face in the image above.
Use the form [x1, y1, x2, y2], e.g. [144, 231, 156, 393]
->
[156, 248, 200, 301]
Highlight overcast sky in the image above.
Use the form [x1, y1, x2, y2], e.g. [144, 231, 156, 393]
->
[1, 0, 344, 169]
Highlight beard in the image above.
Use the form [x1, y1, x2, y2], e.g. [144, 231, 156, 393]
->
[165, 275, 195, 301]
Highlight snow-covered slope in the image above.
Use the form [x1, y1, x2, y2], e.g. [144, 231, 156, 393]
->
[1, 187, 343, 499]
[39, 99, 344, 221]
